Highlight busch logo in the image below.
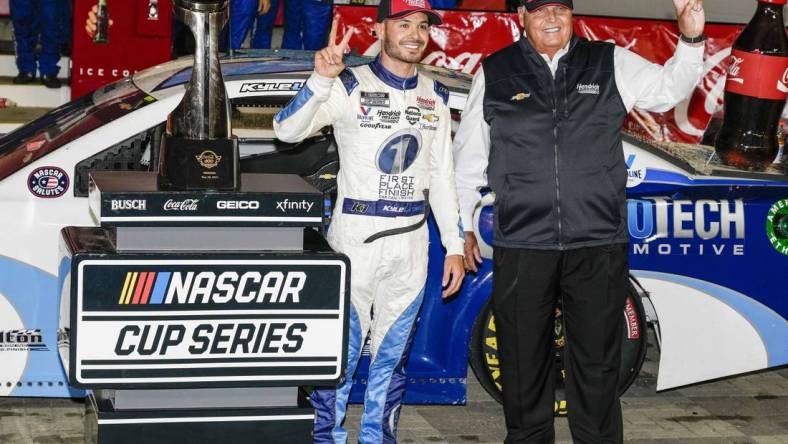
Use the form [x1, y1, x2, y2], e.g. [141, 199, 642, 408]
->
[111, 199, 146, 211]
[276, 199, 315, 213]
[163, 199, 199, 211]
[217, 200, 260, 210]
[628, 198, 745, 256]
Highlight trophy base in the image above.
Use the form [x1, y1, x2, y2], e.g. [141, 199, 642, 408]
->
[158, 135, 240, 191]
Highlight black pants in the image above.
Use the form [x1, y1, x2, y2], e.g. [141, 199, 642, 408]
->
[492, 244, 629, 444]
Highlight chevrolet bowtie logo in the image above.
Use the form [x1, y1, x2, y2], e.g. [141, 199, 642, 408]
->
[510, 92, 530, 101]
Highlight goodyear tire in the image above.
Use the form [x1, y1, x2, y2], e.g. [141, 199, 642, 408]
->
[468, 278, 647, 415]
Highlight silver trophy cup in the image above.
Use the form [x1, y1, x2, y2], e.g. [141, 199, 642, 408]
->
[158, 0, 240, 190]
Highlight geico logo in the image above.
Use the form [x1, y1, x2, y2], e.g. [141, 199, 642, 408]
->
[111, 199, 146, 211]
[114, 322, 308, 356]
[165, 271, 306, 304]
[217, 200, 260, 210]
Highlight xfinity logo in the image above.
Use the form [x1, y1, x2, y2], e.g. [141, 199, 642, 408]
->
[163, 199, 199, 211]
[217, 200, 260, 210]
[276, 199, 314, 213]
[111, 199, 146, 211]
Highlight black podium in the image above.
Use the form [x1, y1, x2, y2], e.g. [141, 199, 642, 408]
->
[58, 171, 349, 443]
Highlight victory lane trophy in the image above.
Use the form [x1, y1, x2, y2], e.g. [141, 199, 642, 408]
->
[158, 0, 239, 190]
[57, 1, 349, 442]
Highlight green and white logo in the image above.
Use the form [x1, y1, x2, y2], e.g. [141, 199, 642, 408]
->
[766, 199, 788, 255]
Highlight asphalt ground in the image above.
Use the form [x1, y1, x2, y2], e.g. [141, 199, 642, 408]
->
[1, 331, 787, 444]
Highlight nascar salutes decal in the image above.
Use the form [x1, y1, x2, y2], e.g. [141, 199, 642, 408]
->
[766, 199, 788, 255]
[28, 166, 69, 198]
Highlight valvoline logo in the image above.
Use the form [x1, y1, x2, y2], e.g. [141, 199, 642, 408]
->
[118, 271, 306, 305]
[628, 198, 745, 256]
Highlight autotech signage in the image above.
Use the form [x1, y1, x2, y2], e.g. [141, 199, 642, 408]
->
[67, 257, 349, 388]
[627, 198, 746, 256]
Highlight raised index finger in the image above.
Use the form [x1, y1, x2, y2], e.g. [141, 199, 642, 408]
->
[328, 15, 339, 47]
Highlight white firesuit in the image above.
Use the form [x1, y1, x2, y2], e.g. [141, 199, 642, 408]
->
[274, 57, 464, 444]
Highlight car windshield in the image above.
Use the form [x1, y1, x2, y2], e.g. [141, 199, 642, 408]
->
[0, 78, 152, 182]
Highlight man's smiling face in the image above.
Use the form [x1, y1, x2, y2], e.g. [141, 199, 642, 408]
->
[520, 5, 573, 56]
[378, 13, 431, 64]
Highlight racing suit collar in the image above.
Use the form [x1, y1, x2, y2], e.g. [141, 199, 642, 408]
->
[369, 56, 418, 90]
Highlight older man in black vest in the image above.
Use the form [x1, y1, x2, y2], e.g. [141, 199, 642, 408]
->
[454, 0, 706, 442]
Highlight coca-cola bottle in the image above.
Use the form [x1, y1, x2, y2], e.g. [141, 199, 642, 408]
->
[93, 0, 110, 44]
[714, 0, 788, 171]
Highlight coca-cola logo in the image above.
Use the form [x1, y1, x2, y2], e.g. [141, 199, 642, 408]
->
[727, 55, 744, 83]
[779, 68, 788, 93]
[163, 199, 199, 211]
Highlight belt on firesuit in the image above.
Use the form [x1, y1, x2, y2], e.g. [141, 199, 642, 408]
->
[340, 190, 431, 243]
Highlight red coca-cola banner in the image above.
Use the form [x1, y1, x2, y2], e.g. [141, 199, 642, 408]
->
[335, 5, 746, 143]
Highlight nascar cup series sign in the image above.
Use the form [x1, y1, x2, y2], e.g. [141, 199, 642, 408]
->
[65, 256, 349, 388]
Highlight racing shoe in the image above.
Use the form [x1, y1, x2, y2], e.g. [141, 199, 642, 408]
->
[41, 75, 62, 89]
[13, 72, 35, 84]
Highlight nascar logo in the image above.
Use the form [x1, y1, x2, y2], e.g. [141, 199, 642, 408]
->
[118, 271, 307, 305]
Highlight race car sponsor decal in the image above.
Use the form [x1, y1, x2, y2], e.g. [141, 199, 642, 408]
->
[358, 106, 374, 122]
[766, 199, 788, 255]
[625, 154, 647, 188]
[360, 91, 390, 108]
[405, 106, 421, 125]
[416, 96, 435, 110]
[68, 258, 348, 387]
[239, 81, 304, 93]
[0, 329, 49, 352]
[628, 198, 745, 256]
[163, 198, 199, 211]
[112, 199, 147, 211]
[377, 109, 401, 124]
[623, 298, 640, 340]
[420, 113, 440, 131]
[27, 166, 69, 198]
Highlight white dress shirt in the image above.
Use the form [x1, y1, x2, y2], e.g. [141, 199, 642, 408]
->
[453, 38, 705, 230]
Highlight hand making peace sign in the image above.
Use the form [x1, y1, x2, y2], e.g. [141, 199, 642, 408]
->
[315, 15, 356, 78]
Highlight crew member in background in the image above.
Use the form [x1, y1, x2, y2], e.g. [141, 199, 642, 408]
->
[281, 0, 332, 50]
[10, 0, 64, 88]
[453, 0, 705, 442]
[228, 0, 271, 49]
[274, 1, 465, 442]
[251, 0, 280, 48]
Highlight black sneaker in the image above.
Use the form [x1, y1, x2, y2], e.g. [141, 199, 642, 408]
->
[13, 72, 35, 84]
[41, 75, 62, 89]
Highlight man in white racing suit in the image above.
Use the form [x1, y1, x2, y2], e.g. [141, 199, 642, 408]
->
[273, 1, 465, 442]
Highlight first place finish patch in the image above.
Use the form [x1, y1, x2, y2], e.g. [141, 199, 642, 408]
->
[28, 166, 69, 198]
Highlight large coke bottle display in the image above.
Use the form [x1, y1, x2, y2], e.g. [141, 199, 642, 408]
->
[715, 0, 788, 171]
